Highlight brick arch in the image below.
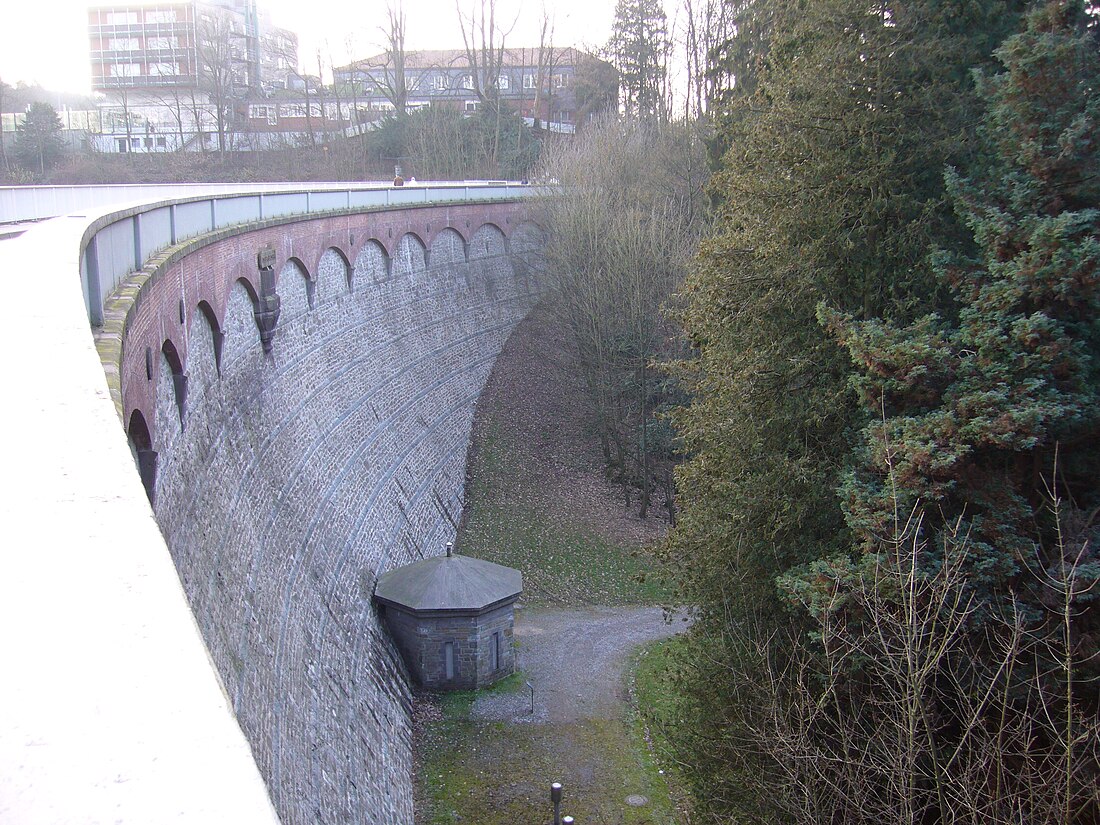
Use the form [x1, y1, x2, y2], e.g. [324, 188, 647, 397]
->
[391, 232, 429, 278]
[282, 255, 312, 282]
[234, 274, 261, 307]
[316, 246, 352, 299]
[195, 300, 225, 375]
[160, 338, 188, 428]
[468, 222, 509, 259]
[421, 221, 471, 251]
[221, 277, 263, 367]
[126, 408, 157, 505]
[278, 257, 313, 318]
[429, 227, 470, 268]
[353, 239, 392, 285]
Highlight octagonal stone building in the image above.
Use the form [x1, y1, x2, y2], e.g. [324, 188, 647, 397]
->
[373, 545, 522, 691]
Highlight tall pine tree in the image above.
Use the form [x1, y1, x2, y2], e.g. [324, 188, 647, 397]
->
[607, 0, 670, 121]
[775, 5, 1100, 819]
[819, 0, 1100, 634]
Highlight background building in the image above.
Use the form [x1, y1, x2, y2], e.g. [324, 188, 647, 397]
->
[88, 0, 298, 152]
[335, 47, 618, 134]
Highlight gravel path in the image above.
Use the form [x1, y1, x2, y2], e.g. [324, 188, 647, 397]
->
[471, 605, 686, 724]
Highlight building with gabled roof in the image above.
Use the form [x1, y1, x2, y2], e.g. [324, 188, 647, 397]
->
[334, 46, 618, 134]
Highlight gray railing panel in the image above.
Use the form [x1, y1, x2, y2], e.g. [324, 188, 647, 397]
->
[349, 190, 388, 209]
[215, 195, 261, 225]
[140, 207, 173, 263]
[309, 191, 348, 211]
[175, 200, 214, 241]
[262, 192, 308, 219]
[386, 188, 426, 205]
[98, 220, 138, 296]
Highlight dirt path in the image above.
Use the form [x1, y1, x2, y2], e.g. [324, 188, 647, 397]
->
[413, 607, 688, 825]
[414, 300, 685, 824]
[473, 606, 685, 724]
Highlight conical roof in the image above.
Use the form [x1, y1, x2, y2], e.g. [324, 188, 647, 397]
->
[374, 551, 522, 612]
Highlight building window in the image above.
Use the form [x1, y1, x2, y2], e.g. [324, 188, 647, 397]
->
[553, 73, 567, 88]
[523, 73, 535, 89]
[108, 37, 139, 51]
[109, 63, 142, 78]
[106, 11, 138, 25]
[433, 75, 448, 91]
[280, 103, 306, 118]
[156, 136, 167, 148]
[457, 74, 473, 90]
[249, 104, 272, 119]
[495, 74, 509, 90]
[464, 100, 478, 113]
[147, 36, 179, 49]
[145, 10, 177, 23]
[444, 642, 455, 680]
[491, 631, 501, 671]
[148, 62, 178, 76]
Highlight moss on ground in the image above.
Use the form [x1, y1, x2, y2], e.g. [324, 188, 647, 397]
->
[457, 418, 668, 606]
[416, 668, 679, 825]
[632, 637, 694, 822]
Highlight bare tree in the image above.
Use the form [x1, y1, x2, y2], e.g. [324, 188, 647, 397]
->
[679, 0, 736, 118]
[536, 116, 704, 517]
[380, 3, 411, 115]
[0, 77, 11, 173]
[196, 10, 242, 153]
[455, 0, 516, 112]
[694, 487, 1100, 825]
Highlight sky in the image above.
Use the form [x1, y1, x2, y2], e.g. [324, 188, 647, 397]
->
[0, 0, 619, 98]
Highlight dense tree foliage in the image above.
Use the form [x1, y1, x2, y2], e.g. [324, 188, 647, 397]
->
[15, 101, 64, 175]
[818, 0, 1100, 612]
[660, 0, 1100, 820]
[607, 0, 672, 120]
[779, 6, 1100, 819]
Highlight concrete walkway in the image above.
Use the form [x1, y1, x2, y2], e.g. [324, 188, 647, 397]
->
[0, 218, 279, 824]
[471, 605, 686, 724]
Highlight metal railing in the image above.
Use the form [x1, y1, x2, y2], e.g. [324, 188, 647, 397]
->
[12, 181, 543, 325]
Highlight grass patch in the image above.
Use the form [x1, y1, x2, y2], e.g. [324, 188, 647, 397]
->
[458, 418, 669, 605]
[416, 658, 681, 825]
[632, 636, 694, 823]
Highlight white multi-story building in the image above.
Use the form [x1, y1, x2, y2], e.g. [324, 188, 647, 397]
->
[88, 0, 297, 152]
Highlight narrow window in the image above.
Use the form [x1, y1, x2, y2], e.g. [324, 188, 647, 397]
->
[491, 631, 501, 671]
[444, 642, 454, 680]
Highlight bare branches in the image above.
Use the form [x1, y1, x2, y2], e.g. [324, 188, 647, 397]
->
[536, 117, 703, 518]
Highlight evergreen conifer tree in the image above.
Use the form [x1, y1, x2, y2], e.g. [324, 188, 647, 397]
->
[665, 0, 1031, 817]
[16, 102, 63, 176]
[818, 0, 1100, 669]
[607, 0, 670, 120]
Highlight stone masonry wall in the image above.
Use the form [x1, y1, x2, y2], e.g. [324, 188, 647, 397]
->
[475, 604, 516, 685]
[113, 202, 543, 825]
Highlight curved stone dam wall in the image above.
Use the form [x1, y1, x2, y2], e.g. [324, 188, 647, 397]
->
[110, 201, 544, 824]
